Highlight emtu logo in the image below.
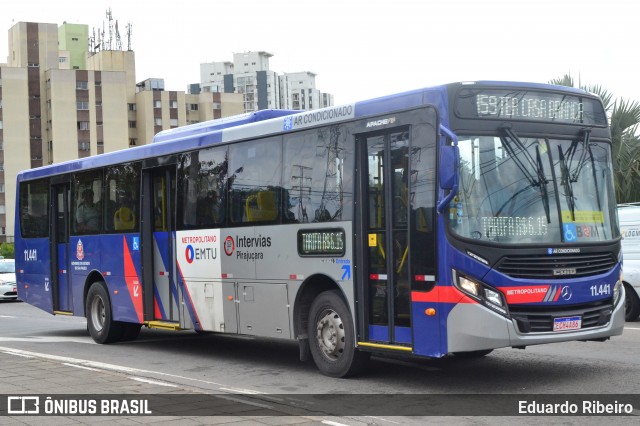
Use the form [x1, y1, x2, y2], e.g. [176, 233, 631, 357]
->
[185, 245, 195, 264]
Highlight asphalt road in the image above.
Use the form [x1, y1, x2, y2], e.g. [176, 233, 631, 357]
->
[1, 301, 639, 424]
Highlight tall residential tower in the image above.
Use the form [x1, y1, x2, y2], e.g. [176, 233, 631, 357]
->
[0, 21, 243, 242]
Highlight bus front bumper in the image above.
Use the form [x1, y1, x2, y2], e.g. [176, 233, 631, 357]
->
[445, 291, 626, 353]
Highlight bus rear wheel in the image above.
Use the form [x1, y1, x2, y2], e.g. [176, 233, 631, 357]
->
[119, 322, 142, 341]
[86, 282, 123, 344]
[308, 290, 369, 378]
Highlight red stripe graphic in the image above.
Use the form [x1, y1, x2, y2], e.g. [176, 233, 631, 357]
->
[153, 296, 162, 319]
[497, 285, 550, 304]
[123, 237, 143, 323]
[411, 286, 477, 304]
[176, 261, 202, 328]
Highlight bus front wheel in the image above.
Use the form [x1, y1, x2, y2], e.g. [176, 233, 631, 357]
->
[624, 283, 640, 321]
[86, 282, 123, 344]
[308, 290, 369, 378]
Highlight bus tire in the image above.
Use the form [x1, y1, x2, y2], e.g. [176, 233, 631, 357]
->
[86, 282, 123, 344]
[308, 290, 369, 378]
[119, 322, 142, 341]
[624, 283, 640, 321]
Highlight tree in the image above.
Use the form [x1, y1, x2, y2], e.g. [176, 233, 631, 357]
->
[550, 74, 640, 203]
[0, 243, 14, 259]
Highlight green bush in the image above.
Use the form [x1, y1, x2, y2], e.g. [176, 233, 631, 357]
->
[0, 243, 15, 259]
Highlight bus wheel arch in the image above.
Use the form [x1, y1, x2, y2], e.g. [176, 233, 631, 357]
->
[84, 276, 123, 344]
[293, 274, 342, 344]
[294, 276, 369, 377]
[82, 271, 107, 316]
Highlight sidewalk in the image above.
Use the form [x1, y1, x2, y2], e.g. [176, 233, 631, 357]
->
[0, 353, 330, 425]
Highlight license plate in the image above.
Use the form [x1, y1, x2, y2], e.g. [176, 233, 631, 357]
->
[553, 316, 582, 331]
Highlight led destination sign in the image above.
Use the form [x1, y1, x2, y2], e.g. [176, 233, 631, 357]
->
[297, 228, 346, 256]
[455, 88, 607, 125]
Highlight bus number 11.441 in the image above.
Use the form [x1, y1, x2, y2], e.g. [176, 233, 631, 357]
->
[590, 284, 611, 296]
[23, 249, 37, 262]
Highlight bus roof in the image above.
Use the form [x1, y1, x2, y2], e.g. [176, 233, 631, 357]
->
[151, 109, 299, 144]
[16, 80, 597, 182]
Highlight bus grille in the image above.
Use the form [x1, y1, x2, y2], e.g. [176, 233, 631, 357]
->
[496, 252, 617, 279]
[510, 302, 613, 333]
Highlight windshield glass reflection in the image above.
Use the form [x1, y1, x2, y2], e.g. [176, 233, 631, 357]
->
[450, 135, 616, 244]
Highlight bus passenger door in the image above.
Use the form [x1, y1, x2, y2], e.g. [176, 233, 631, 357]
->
[360, 130, 413, 346]
[51, 183, 71, 313]
[142, 167, 180, 324]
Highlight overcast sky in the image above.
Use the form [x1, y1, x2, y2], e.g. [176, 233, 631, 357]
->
[1, 0, 638, 105]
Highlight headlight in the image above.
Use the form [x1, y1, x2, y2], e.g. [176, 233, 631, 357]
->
[484, 287, 503, 307]
[613, 280, 622, 306]
[453, 270, 508, 315]
[458, 275, 480, 296]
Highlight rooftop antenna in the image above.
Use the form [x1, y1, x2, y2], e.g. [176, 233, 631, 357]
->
[115, 19, 122, 51]
[126, 22, 133, 51]
[106, 8, 113, 50]
[89, 8, 131, 54]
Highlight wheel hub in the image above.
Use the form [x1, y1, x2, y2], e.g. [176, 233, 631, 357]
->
[90, 296, 105, 332]
[315, 309, 346, 360]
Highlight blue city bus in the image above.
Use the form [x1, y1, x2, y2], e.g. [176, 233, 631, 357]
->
[15, 81, 625, 377]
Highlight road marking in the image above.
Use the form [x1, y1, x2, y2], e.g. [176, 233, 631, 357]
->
[0, 345, 251, 390]
[129, 376, 178, 387]
[63, 362, 100, 371]
[322, 421, 350, 426]
[219, 387, 264, 395]
[217, 395, 273, 410]
[0, 336, 94, 344]
[624, 326, 640, 330]
[1, 350, 34, 358]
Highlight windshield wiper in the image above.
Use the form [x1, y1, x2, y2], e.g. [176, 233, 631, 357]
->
[569, 129, 591, 182]
[557, 146, 576, 221]
[558, 129, 591, 221]
[502, 127, 549, 187]
[500, 127, 550, 223]
[536, 147, 551, 224]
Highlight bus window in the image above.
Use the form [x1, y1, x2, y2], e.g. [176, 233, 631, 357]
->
[283, 125, 354, 223]
[19, 179, 50, 238]
[177, 146, 227, 229]
[409, 119, 437, 291]
[73, 170, 103, 234]
[105, 163, 140, 232]
[228, 136, 282, 225]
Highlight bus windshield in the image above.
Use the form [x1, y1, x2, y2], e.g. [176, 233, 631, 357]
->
[450, 132, 617, 244]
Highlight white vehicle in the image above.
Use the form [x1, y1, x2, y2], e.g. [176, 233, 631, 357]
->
[0, 258, 18, 301]
[618, 203, 640, 321]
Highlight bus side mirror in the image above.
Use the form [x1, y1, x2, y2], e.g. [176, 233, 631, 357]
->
[439, 145, 459, 190]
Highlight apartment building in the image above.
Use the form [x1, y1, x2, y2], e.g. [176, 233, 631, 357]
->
[0, 21, 243, 242]
[200, 51, 333, 112]
[279, 71, 334, 110]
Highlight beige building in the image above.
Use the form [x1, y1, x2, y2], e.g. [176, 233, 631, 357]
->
[0, 21, 243, 242]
